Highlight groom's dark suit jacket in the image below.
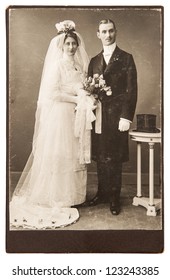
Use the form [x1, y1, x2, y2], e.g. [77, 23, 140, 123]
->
[88, 46, 137, 162]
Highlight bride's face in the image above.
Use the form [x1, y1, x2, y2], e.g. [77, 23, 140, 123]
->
[63, 37, 78, 56]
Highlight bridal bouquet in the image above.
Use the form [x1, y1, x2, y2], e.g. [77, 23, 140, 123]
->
[83, 74, 112, 101]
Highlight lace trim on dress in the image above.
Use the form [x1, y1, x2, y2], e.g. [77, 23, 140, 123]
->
[10, 196, 79, 229]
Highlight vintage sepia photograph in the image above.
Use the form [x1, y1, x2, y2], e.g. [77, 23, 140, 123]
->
[6, 6, 163, 253]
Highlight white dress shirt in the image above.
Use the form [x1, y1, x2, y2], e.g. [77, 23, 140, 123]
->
[103, 42, 116, 64]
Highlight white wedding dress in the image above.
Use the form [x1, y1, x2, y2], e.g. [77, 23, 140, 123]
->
[10, 55, 95, 229]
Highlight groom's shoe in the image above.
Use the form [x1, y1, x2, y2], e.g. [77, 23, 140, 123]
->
[88, 195, 106, 206]
[110, 201, 121, 215]
[72, 201, 89, 208]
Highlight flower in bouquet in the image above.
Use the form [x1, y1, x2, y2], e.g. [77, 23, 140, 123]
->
[83, 74, 112, 101]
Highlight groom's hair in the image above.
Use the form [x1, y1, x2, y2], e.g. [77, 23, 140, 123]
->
[98, 19, 116, 31]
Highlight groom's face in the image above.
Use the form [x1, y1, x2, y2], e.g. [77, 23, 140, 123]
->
[97, 23, 117, 46]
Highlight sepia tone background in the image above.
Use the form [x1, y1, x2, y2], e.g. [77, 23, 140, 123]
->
[8, 7, 162, 179]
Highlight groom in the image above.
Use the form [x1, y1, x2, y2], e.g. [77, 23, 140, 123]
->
[88, 19, 137, 215]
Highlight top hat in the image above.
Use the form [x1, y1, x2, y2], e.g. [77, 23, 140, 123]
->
[133, 114, 160, 133]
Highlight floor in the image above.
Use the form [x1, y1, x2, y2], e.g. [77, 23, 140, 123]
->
[9, 171, 162, 231]
[64, 172, 162, 231]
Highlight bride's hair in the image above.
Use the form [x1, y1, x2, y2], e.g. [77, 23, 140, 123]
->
[63, 31, 79, 46]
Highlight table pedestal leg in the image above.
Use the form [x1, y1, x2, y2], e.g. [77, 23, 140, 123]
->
[147, 143, 158, 216]
[133, 142, 142, 206]
[132, 142, 161, 216]
[130, 131, 162, 216]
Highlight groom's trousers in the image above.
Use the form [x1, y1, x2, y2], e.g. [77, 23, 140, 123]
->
[96, 157, 122, 203]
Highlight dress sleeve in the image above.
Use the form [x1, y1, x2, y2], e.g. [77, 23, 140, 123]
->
[40, 61, 78, 104]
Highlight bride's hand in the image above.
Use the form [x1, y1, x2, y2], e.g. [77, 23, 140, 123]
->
[86, 95, 97, 110]
[88, 94, 98, 107]
[77, 89, 89, 97]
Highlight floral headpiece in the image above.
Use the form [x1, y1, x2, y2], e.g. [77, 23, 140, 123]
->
[55, 20, 76, 34]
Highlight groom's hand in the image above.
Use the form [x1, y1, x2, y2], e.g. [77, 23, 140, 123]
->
[118, 118, 131, 132]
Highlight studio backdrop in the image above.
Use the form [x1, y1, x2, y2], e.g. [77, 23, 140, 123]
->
[8, 6, 162, 181]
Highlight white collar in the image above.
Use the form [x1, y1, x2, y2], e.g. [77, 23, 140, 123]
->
[103, 42, 116, 55]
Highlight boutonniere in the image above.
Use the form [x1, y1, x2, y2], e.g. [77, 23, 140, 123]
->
[113, 55, 119, 62]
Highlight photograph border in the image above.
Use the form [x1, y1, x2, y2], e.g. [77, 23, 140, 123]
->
[6, 4, 164, 254]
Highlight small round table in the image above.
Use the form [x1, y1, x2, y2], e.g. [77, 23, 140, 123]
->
[129, 130, 161, 216]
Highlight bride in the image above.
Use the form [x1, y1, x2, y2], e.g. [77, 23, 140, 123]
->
[10, 20, 96, 229]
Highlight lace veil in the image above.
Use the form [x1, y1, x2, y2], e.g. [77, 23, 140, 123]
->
[13, 20, 90, 196]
